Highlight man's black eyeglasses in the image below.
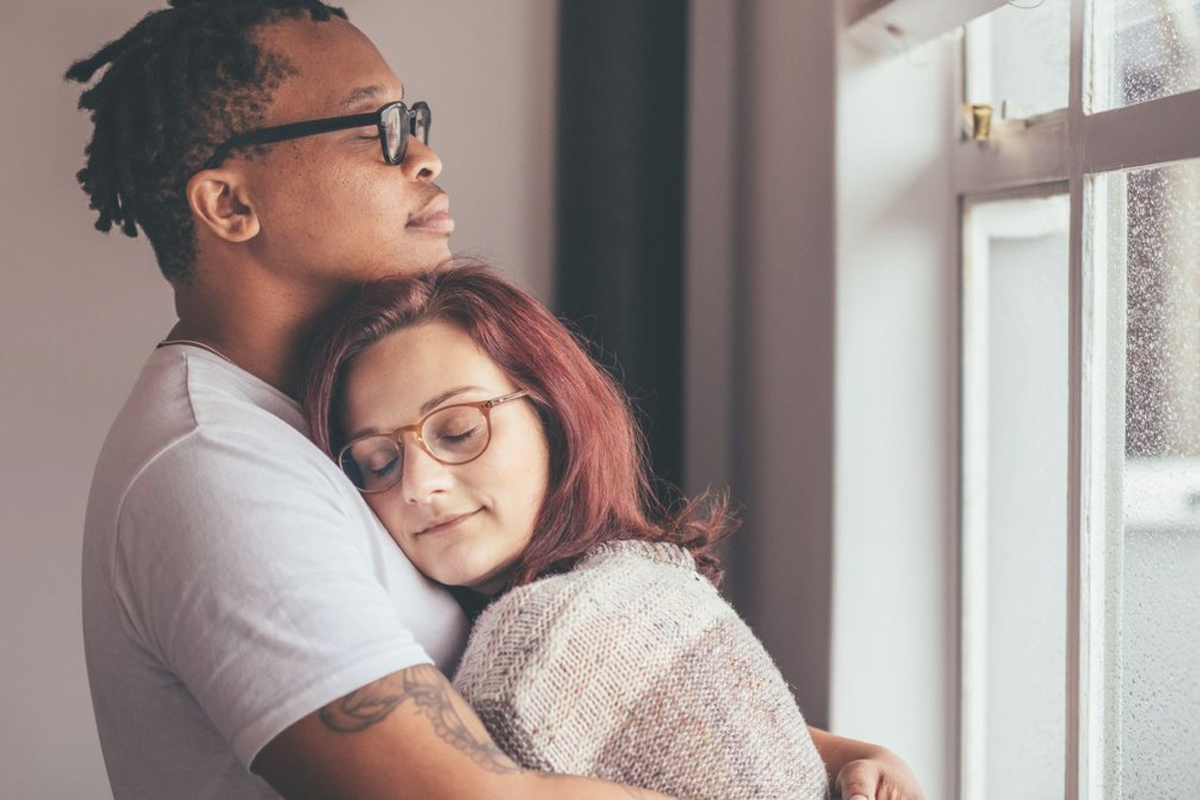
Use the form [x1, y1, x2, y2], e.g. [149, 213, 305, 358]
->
[199, 100, 431, 171]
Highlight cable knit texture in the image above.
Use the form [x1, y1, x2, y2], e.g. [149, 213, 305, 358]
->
[452, 539, 829, 800]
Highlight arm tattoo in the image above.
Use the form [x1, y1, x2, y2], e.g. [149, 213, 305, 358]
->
[319, 665, 523, 774]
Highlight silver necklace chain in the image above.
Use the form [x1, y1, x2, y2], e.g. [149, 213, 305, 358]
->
[156, 338, 233, 364]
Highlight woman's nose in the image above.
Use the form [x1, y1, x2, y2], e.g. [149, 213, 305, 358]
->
[399, 441, 453, 504]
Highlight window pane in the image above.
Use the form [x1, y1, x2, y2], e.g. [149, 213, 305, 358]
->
[1106, 157, 1200, 797]
[961, 196, 1068, 800]
[1091, 0, 1200, 111]
[965, 1, 1070, 120]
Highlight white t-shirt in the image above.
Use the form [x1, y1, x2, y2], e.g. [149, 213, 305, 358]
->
[82, 345, 469, 800]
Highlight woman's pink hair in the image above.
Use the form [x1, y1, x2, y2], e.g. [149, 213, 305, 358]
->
[304, 263, 737, 590]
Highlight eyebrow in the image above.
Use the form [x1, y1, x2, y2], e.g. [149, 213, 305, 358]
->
[337, 84, 404, 111]
[347, 385, 486, 441]
[419, 385, 483, 416]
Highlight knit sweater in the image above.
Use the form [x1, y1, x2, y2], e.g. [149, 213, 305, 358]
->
[452, 539, 829, 800]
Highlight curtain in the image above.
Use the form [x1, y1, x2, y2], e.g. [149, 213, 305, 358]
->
[555, 0, 689, 492]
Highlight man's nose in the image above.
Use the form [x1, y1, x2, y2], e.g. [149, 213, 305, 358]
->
[402, 138, 442, 183]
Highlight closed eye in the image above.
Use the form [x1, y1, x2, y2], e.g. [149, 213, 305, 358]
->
[369, 455, 400, 477]
[438, 426, 481, 445]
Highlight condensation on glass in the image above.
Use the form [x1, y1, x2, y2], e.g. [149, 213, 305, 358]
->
[960, 196, 1069, 800]
[1091, 0, 1200, 111]
[965, 0, 1070, 121]
[1104, 157, 1200, 798]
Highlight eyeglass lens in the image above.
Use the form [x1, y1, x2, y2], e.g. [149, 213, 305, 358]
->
[382, 105, 403, 162]
[382, 103, 431, 164]
[340, 404, 491, 492]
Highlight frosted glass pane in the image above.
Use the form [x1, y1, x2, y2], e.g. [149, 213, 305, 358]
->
[1114, 158, 1200, 798]
[964, 197, 1069, 800]
[1124, 160, 1200, 459]
[967, 0, 1070, 119]
[1122, 478, 1200, 797]
[1092, 0, 1200, 111]
[985, 233, 1067, 800]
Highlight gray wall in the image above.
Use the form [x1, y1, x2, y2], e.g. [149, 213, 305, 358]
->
[731, 0, 838, 729]
[0, 2, 556, 797]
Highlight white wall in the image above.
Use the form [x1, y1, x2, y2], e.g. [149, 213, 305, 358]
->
[834, 21, 959, 800]
[0, 2, 556, 797]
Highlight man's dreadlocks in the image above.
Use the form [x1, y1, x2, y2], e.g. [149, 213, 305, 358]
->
[66, 0, 347, 283]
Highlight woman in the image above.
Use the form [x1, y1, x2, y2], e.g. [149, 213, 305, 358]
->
[305, 264, 922, 800]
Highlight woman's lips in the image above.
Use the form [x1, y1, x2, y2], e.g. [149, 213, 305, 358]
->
[407, 194, 455, 234]
[415, 509, 479, 536]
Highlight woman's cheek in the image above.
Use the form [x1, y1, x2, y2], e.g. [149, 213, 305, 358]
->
[366, 496, 408, 549]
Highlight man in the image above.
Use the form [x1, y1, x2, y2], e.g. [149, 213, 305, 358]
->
[70, 2, 923, 799]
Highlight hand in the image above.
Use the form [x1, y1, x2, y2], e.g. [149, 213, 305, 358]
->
[834, 749, 926, 800]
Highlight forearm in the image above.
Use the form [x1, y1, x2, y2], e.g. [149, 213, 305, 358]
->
[509, 773, 675, 800]
[256, 664, 676, 800]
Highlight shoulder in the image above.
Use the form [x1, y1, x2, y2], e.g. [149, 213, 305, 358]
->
[491, 538, 717, 613]
[454, 540, 731, 695]
[479, 540, 718, 628]
[94, 347, 344, 519]
[452, 540, 799, 778]
[143, 345, 316, 454]
[576, 538, 699, 574]
[530, 539, 710, 596]
[87, 347, 384, 624]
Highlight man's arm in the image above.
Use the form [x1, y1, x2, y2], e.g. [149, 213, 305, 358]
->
[255, 664, 675, 800]
[807, 726, 926, 800]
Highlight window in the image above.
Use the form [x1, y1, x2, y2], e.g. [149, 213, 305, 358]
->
[961, 193, 1070, 799]
[956, 2, 1200, 799]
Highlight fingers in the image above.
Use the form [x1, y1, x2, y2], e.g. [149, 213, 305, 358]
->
[836, 758, 881, 800]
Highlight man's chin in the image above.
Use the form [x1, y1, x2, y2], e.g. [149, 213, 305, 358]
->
[385, 242, 454, 277]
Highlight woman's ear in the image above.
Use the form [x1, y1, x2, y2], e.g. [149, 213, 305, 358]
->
[185, 168, 261, 243]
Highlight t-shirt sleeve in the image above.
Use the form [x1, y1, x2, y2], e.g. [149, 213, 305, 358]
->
[112, 426, 432, 768]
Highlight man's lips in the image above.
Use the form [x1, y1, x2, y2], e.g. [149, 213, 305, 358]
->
[407, 193, 455, 234]
[414, 509, 480, 537]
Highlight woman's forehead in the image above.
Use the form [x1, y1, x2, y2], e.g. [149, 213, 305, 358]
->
[342, 322, 508, 426]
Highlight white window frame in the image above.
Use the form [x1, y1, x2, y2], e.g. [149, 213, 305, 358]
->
[953, 1, 1200, 798]
[959, 189, 1072, 800]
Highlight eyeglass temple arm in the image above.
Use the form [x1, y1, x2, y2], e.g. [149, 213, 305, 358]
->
[484, 389, 530, 408]
[199, 111, 381, 171]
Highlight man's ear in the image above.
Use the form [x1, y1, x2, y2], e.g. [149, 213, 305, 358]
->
[186, 169, 262, 243]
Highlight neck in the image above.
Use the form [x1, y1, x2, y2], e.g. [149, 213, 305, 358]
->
[171, 266, 353, 399]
